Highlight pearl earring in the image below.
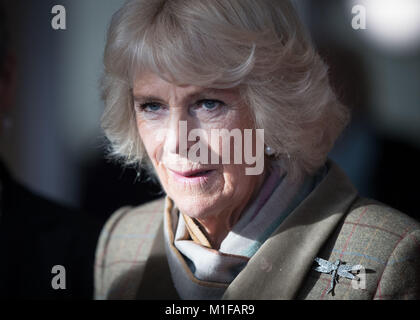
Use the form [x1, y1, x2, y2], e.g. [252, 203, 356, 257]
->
[265, 146, 275, 156]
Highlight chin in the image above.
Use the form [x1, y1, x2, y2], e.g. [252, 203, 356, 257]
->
[170, 193, 222, 220]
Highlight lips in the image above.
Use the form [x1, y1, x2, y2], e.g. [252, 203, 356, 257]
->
[168, 167, 217, 187]
[169, 168, 214, 178]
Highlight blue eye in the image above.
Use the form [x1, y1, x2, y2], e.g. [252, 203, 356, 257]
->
[140, 103, 161, 112]
[200, 100, 221, 110]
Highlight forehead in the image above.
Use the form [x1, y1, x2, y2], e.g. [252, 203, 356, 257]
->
[133, 71, 201, 95]
[132, 71, 241, 100]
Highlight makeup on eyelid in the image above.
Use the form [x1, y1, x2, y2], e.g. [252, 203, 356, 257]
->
[134, 98, 231, 122]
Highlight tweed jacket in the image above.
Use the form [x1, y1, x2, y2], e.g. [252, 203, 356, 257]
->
[94, 161, 420, 299]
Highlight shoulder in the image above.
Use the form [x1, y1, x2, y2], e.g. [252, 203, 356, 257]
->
[94, 197, 165, 299]
[344, 197, 420, 299]
[345, 197, 420, 237]
[97, 197, 165, 240]
[300, 196, 420, 299]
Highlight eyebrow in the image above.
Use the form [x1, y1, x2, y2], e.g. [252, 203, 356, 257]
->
[132, 94, 166, 104]
[131, 88, 222, 104]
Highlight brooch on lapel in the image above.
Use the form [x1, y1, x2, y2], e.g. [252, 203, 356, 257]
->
[314, 257, 364, 295]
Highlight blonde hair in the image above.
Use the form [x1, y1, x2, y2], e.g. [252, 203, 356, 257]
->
[101, 0, 350, 179]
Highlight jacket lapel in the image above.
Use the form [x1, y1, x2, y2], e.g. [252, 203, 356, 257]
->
[223, 161, 359, 299]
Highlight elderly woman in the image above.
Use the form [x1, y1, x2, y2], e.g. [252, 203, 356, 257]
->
[94, 0, 420, 300]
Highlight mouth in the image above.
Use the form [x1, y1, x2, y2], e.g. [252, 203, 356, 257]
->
[169, 168, 215, 178]
[168, 167, 217, 186]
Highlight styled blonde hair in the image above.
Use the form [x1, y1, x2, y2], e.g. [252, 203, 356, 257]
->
[101, 0, 350, 179]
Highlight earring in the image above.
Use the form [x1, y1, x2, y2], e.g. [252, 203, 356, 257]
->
[265, 146, 275, 156]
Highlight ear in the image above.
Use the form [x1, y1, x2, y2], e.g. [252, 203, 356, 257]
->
[0, 52, 17, 113]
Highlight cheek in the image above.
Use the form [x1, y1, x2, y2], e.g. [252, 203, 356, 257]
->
[221, 163, 261, 206]
[214, 108, 253, 133]
[208, 111, 255, 162]
[221, 164, 247, 192]
[136, 120, 163, 164]
[217, 111, 259, 196]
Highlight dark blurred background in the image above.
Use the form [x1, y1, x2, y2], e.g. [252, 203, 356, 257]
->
[1, 0, 419, 227]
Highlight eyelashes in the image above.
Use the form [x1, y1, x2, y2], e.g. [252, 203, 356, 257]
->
[135, 99, 226, 114]
[193, 99, 225, 112]
[136, 102, 163, 112]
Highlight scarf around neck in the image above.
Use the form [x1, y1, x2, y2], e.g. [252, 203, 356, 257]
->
[164, 163, 327, 299]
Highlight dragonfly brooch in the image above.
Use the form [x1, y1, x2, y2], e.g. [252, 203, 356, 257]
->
[314, 257, 364, 295]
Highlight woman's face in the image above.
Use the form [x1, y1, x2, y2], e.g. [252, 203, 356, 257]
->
[133, 72, 265, 222]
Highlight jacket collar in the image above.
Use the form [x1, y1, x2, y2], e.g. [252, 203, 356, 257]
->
[222, 159, 359, 299]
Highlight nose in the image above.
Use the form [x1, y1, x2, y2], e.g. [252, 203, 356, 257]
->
[163, 109, 195, 158]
